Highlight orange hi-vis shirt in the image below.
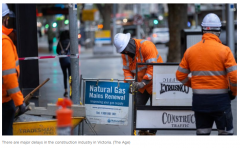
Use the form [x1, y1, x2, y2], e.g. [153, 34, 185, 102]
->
[2, 26, 24, 106]
[122, 39, 163, 94]
[176, 33, 237, 96]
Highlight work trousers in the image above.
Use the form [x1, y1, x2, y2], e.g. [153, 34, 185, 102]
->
[60, 63, 71, 89]
[136, 90, 156, 134]
[2, 100, 16, 135]
[194, 107, 234, 135]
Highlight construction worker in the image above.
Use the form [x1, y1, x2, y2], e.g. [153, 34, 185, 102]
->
[176, 13, 237, 135]
[113, 33, 163, 135]
[2, 3, 27, 135]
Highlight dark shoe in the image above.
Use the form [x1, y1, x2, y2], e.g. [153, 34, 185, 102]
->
[64, 92, 68, 97]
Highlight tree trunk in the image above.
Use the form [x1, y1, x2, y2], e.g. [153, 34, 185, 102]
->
[96, 4, 112, 30]
[167, 4, 188, 62]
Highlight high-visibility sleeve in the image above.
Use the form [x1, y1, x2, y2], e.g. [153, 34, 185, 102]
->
[141, 41, 162, 80]
[225, 48, 237, 96]
[2, 38, 24, 106]
[122, 54, 134, 83]
[176, 53, 192, 87]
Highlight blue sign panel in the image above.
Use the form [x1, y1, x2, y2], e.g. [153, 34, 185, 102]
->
[85, 81, 130, 125]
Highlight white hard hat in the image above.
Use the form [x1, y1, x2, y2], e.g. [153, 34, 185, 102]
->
[201, 13, 221, 30]
[2, 3, 10, 17]
[114, 33, 131, 53]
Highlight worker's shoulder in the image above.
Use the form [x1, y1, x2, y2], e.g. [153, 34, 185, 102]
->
[2, 35, 15, 51]
[140, 40, 155, 49]
[185, 41, 201, 52]
[2, 34, 13, 44]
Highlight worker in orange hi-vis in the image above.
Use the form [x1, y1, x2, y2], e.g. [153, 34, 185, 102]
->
[2, 3, 27, 135]
[113, 33, 163, 135]
[176, 13, 237, 135]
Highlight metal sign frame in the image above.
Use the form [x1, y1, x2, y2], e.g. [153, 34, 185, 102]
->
[80, 77, 129, 135]
[133, 63, 216, 135]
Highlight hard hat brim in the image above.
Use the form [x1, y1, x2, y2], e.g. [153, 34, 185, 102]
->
[117, 33, 131, 53]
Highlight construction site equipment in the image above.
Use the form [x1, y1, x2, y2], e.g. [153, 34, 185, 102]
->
[15, 78, 50, 118]
[56, 98, 73, 135]
[13, 116, 84, 135]
[13, 102, 86, 135]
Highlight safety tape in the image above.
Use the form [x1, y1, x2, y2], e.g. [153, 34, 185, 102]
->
[18, 54, 79, 61]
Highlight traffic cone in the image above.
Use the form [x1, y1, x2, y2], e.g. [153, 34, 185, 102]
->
[56, 98, 73, 135]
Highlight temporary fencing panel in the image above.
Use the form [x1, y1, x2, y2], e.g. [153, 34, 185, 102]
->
[134, 63, 216, 133]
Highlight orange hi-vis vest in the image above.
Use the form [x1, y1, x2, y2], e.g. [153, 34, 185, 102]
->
[122, 39, 163, 94]
[176, 33, 237, 96]
[2, 26, 24, 106]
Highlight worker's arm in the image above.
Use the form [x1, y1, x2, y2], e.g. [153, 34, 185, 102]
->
[225, 48, 237, 96]
[176, 52, 192, 87]
[2, 38, 24, 106]
[122, 54, 134, 83]
[141, 41, 163, 81]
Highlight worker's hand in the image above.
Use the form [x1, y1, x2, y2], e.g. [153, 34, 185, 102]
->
[228, 90, 236, 100]
[18, 102, 27, 115]
[132, 82, 146, 91]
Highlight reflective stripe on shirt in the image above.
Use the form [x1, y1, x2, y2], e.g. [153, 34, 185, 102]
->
[145, 73, 152, 79]
[2, 68, 16, 76]
[125, 55, 129, 66]
[123, 66, 129, 70]
[193, 89, 228, 94]
[7, 86, 20, 95]
[126, 76, 133, 79]
[16, 60, 19, 67]
[192, 71, 226, 76]
[131, 65, 147, 73]
[226, 65, 237, 73]
[139, 40, 147, 62]
[146, 58, 157, 63]
[180, 77, 189, 84]
[177, 66, 190, 74]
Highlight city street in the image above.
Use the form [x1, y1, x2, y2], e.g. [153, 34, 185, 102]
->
[37, 35, 237, 135]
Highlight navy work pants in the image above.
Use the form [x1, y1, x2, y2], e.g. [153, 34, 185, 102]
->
[194, 107, 233, 135]
[2, 100, 16, 135]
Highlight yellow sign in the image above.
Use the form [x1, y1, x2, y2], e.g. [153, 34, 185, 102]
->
[82, 9, 97, 21]
[13, 117, 84, 135]
[95, 30, 111, 38]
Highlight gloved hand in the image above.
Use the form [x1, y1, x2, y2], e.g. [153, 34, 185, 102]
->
[18, 102, 27, 115]
[132, 82, 146, 91]
[228, 90, 236, 100]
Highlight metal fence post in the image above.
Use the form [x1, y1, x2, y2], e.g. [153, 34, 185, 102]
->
[69, 3, 80, 135]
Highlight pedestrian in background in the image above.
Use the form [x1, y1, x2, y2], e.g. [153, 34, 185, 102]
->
[47, 26, 55, 53]
[57, 30, 71, 97]
[2, 3, 27, 135]
[113, 33, 163, 135]
[176, 13, 237, 135]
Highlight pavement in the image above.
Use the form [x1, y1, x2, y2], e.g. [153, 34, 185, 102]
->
[36, 35, 237, 136]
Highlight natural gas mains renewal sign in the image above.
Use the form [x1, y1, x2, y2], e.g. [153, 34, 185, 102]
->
[85, 81, 130, 125]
